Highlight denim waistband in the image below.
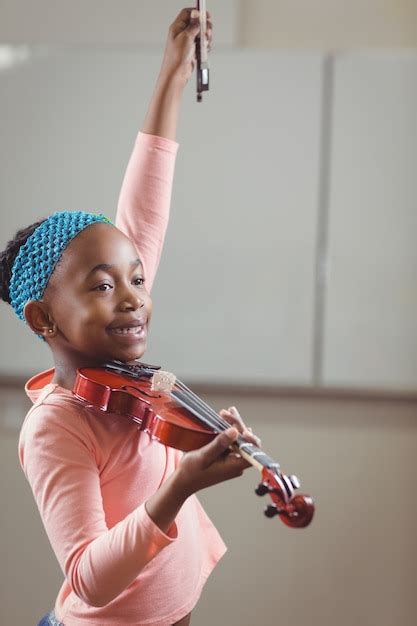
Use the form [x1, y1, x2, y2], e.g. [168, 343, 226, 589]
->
[48, 612, 64, 626]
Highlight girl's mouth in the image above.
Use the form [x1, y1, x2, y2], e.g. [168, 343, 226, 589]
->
[108, 325, 147, 340]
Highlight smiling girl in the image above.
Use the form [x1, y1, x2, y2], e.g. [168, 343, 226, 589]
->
[0, 9, 259, 626]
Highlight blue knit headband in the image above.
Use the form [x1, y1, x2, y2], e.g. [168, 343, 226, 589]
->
[9, 210, 113, 321]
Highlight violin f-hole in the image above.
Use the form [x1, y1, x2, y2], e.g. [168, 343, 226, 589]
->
[122, 384, 162, 400]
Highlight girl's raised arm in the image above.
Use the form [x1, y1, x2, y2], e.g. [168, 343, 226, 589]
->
[116, 9, 212, 291]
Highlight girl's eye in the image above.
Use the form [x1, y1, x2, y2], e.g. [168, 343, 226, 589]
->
[133, 277, 145, 286]
[95, 283, 113, 291]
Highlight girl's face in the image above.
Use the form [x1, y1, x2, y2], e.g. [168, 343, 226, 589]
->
[43, 223, 152, 364]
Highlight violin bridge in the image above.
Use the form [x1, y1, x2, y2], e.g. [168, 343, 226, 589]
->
[151, 370, 176, 393]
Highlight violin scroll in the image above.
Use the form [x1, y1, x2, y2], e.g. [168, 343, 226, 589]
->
[256, 468, 315, 528]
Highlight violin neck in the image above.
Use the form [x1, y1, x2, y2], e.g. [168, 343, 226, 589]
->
[169, 382, 281, 474]
[234, 436, 297, 503]
[234, 435, 280, 474]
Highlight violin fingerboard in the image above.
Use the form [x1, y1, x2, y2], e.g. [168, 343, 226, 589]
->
[103, 360, 161, 379]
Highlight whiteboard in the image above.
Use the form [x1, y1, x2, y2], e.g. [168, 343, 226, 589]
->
[323, 52, 417, 390]
[0, 48, 323, 384]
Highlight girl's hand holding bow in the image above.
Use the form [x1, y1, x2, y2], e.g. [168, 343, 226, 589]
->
[159, 7, 213, 87]
[142, 7, 212, 138]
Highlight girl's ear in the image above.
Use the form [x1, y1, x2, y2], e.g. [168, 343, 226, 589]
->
[24, 300, 56, 338]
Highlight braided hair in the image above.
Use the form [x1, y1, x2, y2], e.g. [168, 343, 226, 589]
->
[0, 219, 46, 305]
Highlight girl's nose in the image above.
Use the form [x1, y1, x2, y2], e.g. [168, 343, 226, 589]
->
[119, 286, 145, 310]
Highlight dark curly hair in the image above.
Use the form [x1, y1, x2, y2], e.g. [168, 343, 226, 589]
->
[0, 219, 46, 305]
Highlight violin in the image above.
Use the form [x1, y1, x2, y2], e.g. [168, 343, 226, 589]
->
[73, 360, 315, 528]
[195, 0, 209, 102]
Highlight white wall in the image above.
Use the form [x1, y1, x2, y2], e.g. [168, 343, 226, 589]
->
[323, 51, 417, 389]
[1, 47, 416, 391]
[0, 49, 324, 386]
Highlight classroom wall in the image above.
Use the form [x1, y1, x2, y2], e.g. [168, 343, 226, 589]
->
[0, 1, 416, 391]
[0, 48, 415, 391]
[2, 386, 417, 626]
[240, 0, 417, 47]
[0, 0, 416, 46]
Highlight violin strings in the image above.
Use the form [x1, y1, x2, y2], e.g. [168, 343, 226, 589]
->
[172, 379, 241, 435]
[175, 381, 231, 431]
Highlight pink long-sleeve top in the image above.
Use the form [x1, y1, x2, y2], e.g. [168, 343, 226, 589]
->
[18, 132, 226, 626]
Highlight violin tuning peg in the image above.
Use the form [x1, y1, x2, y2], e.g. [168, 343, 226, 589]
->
[255, 482, 270, 496]
[264, 504, 280, 518]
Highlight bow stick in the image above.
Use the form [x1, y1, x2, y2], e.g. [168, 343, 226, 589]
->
[196, 0, 209, 102]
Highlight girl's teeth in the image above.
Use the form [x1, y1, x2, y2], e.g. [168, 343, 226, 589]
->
[112, 326, 143, 335]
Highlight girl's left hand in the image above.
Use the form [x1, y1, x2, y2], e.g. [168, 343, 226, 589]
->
[219, 406, 262, 448]
[159, 7, 213, 86]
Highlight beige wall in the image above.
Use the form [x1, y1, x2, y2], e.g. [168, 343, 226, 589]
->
[240, 0, 417, 47]
[1, 388, 416, 626]
[0, 0, 416, 47]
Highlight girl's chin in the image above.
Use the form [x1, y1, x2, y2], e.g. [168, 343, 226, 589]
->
[114, 346, 147, 364]
[86, 340, 147, 365]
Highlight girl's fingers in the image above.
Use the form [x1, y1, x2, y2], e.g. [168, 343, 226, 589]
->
[219, 406, 245, 432]
[170, 8, 213, 38]
[169, 8, 196, 38]
[219, 407, 262, 447]
[169, 10, 213, 61]
[169, 8, 189, 31]
[200, 427, 239, 468]
[244, 428, 262, 447]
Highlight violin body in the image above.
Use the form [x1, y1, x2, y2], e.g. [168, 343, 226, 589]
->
[74, 367, 216, 452]
[73, 361, 315, 529]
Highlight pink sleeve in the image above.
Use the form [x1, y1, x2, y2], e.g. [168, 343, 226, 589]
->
[18, 404, 177, 608]
[115, 131, 179, 292]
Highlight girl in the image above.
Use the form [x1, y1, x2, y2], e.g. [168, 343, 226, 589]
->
[0, 8, 259, 626]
